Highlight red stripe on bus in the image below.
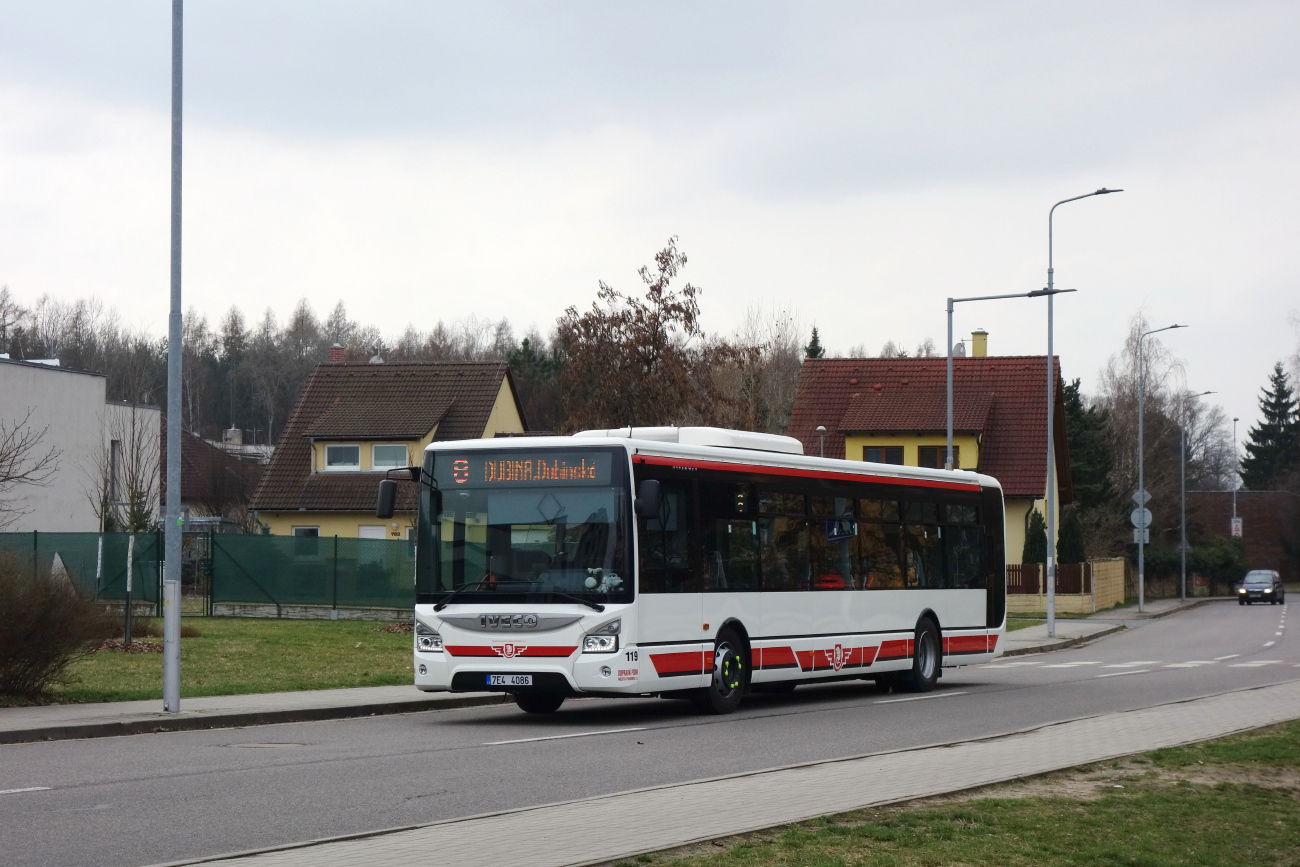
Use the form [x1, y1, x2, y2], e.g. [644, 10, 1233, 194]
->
[754, 646, 799, 669]
[988, 634, 999, 652]
[650, 651, 711, 676]
[444, 646, 577, 658]
[943, 635, 988, 655]
[877, 639, 913, 661]
[635, 455, 980, 491]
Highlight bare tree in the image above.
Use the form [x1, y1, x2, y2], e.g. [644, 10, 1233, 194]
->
[0, 409, 61, 529]
[84, 405, 160, 533]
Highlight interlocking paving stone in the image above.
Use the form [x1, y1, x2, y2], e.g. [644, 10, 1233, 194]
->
[175, 680, 1300, 867]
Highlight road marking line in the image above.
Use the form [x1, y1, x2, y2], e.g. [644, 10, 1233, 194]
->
[0, 787, 51, 795]
[1042, 661, 1102, 668]
[1215, 655, 1240, 660]
[1278, 633, 1284, 636]
[1265, 641, 1276, 647]
[1101, 662, 1160, 668]
[483, 727, 647, 746]
[875, 691, 968, 705]
[1163, 663, 1201, 668]
[1096, 670, 1149, 678]
[1230, 661, 1282, 667]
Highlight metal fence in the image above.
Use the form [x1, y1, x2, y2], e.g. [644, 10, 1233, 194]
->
[0, 531, 414, 616]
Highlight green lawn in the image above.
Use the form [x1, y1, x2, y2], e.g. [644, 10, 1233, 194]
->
[618, 721, 1300, 867]
[1005, 618, 1038, 632]
[52, 617, 413, 703]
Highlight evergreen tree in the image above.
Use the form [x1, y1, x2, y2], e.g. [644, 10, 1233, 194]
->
[1058, 506, 1087, 564]
[1022, 508, 1048, 565]
[804, 327, 825, 359]
[1062, 378, 1114, 510]
[1241, 363, 1300, 490]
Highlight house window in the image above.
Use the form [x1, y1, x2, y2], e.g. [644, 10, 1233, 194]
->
[917, 446, 958, 469]
[291, 526, 320, 537]
[372, 444, 408, 470]
[325, 444, 360, 471]
[864, 446, 903, 465]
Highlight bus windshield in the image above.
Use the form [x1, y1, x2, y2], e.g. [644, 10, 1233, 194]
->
[416, 447, 632, 605]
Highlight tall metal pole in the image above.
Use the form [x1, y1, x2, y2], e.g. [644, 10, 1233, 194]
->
[163, 0, 183, 713]
[1138, 335, 1145, 613]
[1137, 324, 1185, 614]
[1179, 423, 1186, 602]
[946, 299, 954, 470]
[1232, 417, 1239, 521]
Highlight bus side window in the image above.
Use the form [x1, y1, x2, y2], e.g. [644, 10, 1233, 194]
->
[759, 515, 810, 591]
[946, 525, 983, 589]
[858, 521, 903, 589]
[638, 482, 696, 593]
[904, 523, 943, 588]
[810, 498, 854, 590]
[700, 483, 759, 592]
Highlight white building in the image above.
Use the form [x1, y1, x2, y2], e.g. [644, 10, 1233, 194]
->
[0, 356, 160, 532]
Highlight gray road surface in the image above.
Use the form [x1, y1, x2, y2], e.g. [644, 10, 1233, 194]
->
[1, 600, 1293, 867]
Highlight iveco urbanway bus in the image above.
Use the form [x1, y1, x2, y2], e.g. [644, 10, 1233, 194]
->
[375, 426, 1006, 715]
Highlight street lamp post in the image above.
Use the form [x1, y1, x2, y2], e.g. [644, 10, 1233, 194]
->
[1044, 188, 1121, 638]
[1180, 390, 1215, 602]
[816, 425, 826, 458]
[945, 290, 1074, 471]
[1232, 417, 1240, 525]
[1137, 324, 1186, 613]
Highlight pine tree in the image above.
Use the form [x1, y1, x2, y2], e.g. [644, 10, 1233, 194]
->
[1057, 506, 1087, 564]
[1062, 378, 1113, 510]
[1241, 363, 1300, 490]
[804, 327, 825, 359]
[1022, 509, 1048, 565]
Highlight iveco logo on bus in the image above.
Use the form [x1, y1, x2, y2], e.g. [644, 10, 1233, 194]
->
[480, 614, 538, 629]
[492, 643, 528, 659]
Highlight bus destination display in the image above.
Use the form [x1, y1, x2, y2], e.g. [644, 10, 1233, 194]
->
[440, 451, 613, 488]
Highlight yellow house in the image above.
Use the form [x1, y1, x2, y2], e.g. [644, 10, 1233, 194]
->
[787, 334, 1073, 564]
[251, 360, 526, 538]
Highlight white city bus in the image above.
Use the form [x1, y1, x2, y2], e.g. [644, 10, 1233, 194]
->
[376, 426, 1007, 715]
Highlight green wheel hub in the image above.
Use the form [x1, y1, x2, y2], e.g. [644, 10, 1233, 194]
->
[714, 643, 743, 696]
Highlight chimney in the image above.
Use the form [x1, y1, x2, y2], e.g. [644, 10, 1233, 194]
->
[970, 329, 988, 358]
[329, 343, 344, 363]
[223, 427, 243, 447]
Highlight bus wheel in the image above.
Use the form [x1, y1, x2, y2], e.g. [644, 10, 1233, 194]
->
[515, 693, 565, 714]
[904, 620, 940, 692]
[692, 627, 748, 714]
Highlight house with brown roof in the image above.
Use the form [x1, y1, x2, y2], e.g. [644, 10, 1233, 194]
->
[251, 359, 526, 538]
[787, 333, 1073, 563]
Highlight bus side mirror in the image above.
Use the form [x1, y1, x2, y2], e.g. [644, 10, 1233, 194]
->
[376, 479, 398, 519]
[634, 479, 662, 517]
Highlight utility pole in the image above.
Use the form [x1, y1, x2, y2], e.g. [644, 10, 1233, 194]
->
[162, 0, 183, 713]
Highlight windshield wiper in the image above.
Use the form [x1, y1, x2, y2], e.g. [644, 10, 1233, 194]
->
[529, 590, 605, 612]
[432, 579, 490, 612]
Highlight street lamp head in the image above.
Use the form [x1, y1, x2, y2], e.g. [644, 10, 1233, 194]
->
[815, 425, 826, 433]
[1095, 188, 1123, 195]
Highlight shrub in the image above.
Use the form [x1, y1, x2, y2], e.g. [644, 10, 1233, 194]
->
[0, 550, 116, 699]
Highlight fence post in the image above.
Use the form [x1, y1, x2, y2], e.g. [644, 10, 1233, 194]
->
[208, 529, 215, 617]
[331, 535, 339, 620]
[156, 530, 164, 618]
[125, 533, 135, 646]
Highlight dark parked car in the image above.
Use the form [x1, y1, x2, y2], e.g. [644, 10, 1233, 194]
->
[1238, 570, 1285, 605]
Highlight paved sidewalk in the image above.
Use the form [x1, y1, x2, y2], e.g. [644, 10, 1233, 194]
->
[155, 679, 1300, 867]
[1089, 596, 1234, 621]
[1001, 619, 1124, 656]
[0, 686, 506, 744]
[2, 613, 1136, 744]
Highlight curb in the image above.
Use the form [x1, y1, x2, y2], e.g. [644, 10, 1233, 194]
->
[0, 693, 510, 745]
[1001, 623, 1126, 657]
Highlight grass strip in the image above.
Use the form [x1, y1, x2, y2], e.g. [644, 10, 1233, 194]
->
[613, 721, 1300, 867]
[50, 617, 412, 703]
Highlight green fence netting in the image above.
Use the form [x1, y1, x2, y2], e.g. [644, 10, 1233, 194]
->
[211, 535, 414, 610]
[0, 531, 414, 611]
[0, 531, 163, 605]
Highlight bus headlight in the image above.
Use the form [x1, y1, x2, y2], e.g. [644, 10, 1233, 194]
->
[415, 620, 444, 653]
[582, 634, 618, 653]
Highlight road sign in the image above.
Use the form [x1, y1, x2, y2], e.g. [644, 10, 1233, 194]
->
[1130, 507, 1152, 529]
[1133, 528, 1149, 544]
[1131, 489, 1152, 506]
[1231, 517, 1243, 538]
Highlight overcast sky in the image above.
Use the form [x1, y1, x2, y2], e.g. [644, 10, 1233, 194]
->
[2, 2, 1299, 432]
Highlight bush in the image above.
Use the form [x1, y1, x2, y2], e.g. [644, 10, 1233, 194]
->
[0, 550, 116, 699]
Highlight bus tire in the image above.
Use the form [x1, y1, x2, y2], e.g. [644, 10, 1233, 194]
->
[515, 692, 565, 714]
[691, 626, 748, 714]
[903, 619, 940, 693]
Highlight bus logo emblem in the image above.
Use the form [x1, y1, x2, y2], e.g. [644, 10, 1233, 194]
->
[452, 459, 469, 484]
[830, 644, 845, 672]
[492, 643, 528, 659]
